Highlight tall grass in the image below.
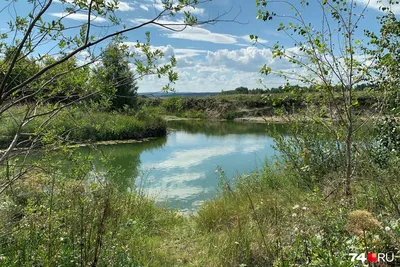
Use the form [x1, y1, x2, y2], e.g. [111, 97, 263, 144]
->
[0, 165, 181, 266]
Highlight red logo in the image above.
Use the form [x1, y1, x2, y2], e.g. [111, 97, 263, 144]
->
[368, 252, 377, 263]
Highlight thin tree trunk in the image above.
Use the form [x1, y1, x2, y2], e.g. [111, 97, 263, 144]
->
[345, 124, 352, 197]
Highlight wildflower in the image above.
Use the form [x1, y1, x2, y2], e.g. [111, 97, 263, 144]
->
[302, 206, 309, 211]
[346, 210, 381, 237]
[292, 204, 300, 210]
[292, 213, 297, 217]
[385, 226, 391, 232]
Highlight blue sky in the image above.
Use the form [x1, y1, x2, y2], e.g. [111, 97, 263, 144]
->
[0, 0, 398, 92]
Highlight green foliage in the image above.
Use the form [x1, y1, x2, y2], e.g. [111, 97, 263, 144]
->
[271, 122, 344, 187]
[94, 43, 138, 110]
[181, 110, 206, 119]
[193, 162, 400, 266]
[161, 97, 183, 113]
[0, 106, 166, 148]
[371, 117, 400, 167]
[0, 46, 40, 91]
[0, 171, 181, 266]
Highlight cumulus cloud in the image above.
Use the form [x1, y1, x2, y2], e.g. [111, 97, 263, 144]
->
[206, 47, 297, 72]
[120, 43, 304, 92]
[132, 45, 301, 92]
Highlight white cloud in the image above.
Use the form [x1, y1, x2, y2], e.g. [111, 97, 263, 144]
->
[140, 4, 149, 11]
[206, 47, 273, 72]
[50, 12, 107, 23]
[166, 27, 238, 44]
[130, 18, 269, 45]
[354, 0, 400, 14]
[117, 1, 134, 11]
[174, 48, 208, 58]
[180, 5, 205, 15]
[129, 44, 304, 92]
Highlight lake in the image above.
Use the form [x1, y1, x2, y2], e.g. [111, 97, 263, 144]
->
[85, 120, 287, 213]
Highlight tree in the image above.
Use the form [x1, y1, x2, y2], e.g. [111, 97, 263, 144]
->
[0, 0, 236, 192]
[235, 86, 249, 94]
[366, 7, 400, 114]
[94, 42, 138, 110]
[253, 0, 386, 196]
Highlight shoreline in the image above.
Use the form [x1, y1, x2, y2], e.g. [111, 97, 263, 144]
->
[164, 115, 380, 124]
[0, 136, 161, 153]
[163, 115, 288, 123]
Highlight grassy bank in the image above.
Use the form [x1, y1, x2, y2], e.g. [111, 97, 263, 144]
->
[0, 106, 166, 149]
[1, 156, 399, 266]
[140, 92, 380, 121]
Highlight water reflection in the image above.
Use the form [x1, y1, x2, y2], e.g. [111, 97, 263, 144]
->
[82, 136, 167, 191]
[83, 121, 287, 211]
[143, 146, 237, 170]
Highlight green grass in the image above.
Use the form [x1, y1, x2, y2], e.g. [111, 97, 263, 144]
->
[1, 155, 400, 266]
[1, 101, 399, 266]
[0, 106, 166, 148]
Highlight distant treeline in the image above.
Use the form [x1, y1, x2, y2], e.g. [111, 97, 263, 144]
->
[220, 84, 377, 95]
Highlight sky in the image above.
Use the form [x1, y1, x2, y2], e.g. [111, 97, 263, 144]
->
[0, 0, 398, 93]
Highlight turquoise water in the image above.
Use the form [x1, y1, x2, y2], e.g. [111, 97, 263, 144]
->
[88, 120, 287, 212]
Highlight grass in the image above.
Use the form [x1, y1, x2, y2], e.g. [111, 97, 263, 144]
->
[2, 156, 399, 266]
[0, 106, 166, 148]
[1, 101, 400, 266]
